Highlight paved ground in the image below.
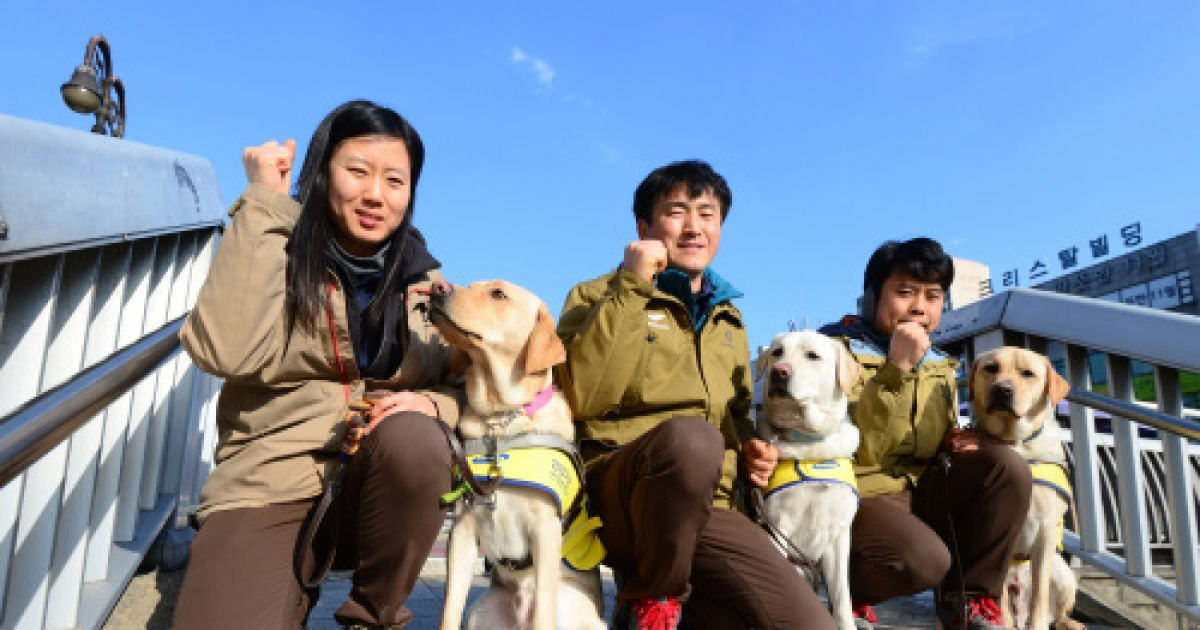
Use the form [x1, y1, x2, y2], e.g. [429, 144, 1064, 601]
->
[108, 559, 960, 629]
[108, 535, 1122, 629]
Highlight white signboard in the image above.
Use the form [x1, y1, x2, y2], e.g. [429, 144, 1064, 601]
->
[1119, 284, 1151, 307]
[1148, 275, 1182, 309]
[1107, 270, 1193, 310]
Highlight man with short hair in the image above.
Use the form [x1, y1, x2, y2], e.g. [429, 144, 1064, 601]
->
[819, 237, 1033, 630]
[557, 161, 832, 630]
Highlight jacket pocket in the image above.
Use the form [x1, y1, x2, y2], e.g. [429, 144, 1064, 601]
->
[633, 307, 696, 411]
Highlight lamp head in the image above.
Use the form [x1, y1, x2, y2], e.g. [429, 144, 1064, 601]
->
[61, 65, 102, 113]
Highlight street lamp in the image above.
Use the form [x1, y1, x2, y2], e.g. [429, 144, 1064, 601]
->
[60, 35, 125, 138]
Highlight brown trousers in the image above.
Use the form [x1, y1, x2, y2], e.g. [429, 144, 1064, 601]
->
[173, 411, 452, 629]
[587, 416, 835, 630]
[848, 443, 1033, 605]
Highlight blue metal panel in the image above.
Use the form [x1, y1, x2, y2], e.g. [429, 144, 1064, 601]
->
[0, 114, 225, 263]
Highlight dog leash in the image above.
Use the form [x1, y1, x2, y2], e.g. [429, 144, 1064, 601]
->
[745, 484, 821, 592]
[936, 445, 971, 630]
[294, 289, 360, 589]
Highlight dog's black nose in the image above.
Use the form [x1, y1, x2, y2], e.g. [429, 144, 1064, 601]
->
[991, 382, 1014, 400]
[430, 280, 452, 297]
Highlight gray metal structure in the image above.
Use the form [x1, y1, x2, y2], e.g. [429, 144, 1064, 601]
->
[934, 288, 1200, 623]
[0, 114, 224, 629]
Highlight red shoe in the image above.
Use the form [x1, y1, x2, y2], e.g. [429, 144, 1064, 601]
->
[630, 596, 682, 630]
[852, 602, 877, 629]
[937, 594, 1006, 630]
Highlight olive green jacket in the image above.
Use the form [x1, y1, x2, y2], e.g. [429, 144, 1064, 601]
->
[820, 318, 960, 498]
[181, 184, 462, 521]
[555, 268, 754, 508]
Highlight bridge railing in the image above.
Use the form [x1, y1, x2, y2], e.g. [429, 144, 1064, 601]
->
[0, 114, 224, 630]
[933, 287, 1200, 622]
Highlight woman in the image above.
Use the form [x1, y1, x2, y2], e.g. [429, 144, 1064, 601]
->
[174, 100, 461, 629]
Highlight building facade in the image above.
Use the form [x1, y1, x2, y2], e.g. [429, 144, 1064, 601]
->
[1034, 225, 1198, 316]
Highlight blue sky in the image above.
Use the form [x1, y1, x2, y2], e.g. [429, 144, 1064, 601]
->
[4, 2, 1198, 350]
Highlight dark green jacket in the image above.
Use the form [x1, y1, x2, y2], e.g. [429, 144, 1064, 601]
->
[556, 268, 754, 508]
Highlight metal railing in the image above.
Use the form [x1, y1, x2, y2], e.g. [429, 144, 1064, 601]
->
[0, 114, 224, 629]
[934, 287, 1200, 622]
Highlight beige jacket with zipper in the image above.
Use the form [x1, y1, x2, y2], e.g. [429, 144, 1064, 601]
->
[181, 184, 461, 521]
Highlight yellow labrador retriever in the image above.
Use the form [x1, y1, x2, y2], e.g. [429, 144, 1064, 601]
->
[970, 346, 1084, 630]
[756, 330, 862, 630]
[430, 280, 605, 630]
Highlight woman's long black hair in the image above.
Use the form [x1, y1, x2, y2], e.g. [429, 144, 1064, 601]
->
[285, 100, 426, 333]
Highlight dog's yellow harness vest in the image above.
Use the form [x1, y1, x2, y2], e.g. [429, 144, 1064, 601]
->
[764, 457, 859, 500]
[467, 447, 581, 515]
[464, 447, 605, 571]
[1012, 460, 1072, 565]
[1030, 460, 1072, 502]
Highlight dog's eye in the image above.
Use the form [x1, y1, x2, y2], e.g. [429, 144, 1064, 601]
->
[489, 288, 508, 300]
[1020, 369, 1036, 378]
[771, 347, 783, 357]
[805, 351, 821, 361]
[983, 364, 999, 374]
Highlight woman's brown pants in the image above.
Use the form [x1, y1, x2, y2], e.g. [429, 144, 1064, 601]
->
[172, 411, 452, 629]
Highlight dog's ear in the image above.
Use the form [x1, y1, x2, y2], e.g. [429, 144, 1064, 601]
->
[968, 356, 980, 406]
[755, 348, 771, 383]
[449, 346, 471, 376]
[968, 349, 993, 405]
[1043, 355, 1070, 405]
[524, 303, 566, 375]
[834, 342, 861, 395]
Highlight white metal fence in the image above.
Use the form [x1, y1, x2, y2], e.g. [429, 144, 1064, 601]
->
[934, 287, 1200, 622]
[0, 114, 224, 629]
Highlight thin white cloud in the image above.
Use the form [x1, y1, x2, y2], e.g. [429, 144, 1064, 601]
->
[511, 46, 555, 87]
[907, 25, 1004, 59]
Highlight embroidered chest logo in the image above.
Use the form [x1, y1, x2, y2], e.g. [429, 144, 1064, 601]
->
[647, 312, 670, 331]
[722, 330, 734, 348]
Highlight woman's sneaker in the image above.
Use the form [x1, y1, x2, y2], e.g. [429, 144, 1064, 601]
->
[629, 597, 681, 630]
[852, 602, 877, 629]
[936, 594, 1006, 630]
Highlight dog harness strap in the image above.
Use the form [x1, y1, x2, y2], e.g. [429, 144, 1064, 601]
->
[435, 420, 487, 505]
[494, 554, 535, 571]
[763, 457, 859, 500]
[463, 433, 578, 455]
[561, 494, 606, 571]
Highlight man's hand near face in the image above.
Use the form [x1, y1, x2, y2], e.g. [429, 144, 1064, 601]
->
[888, 321, 931, 373]
[622, 240, 668, 284]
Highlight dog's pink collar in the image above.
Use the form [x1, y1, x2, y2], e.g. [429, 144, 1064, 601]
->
[523, 386, 555, 416]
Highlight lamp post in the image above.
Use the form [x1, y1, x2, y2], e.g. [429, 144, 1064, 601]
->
[60, 35, 125, 138]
